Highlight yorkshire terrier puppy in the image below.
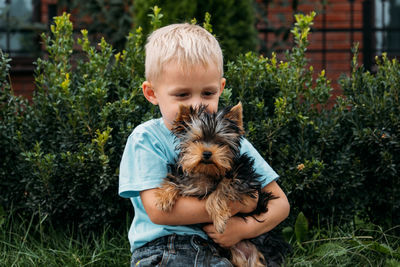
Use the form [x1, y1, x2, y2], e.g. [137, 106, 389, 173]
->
[155, 102, 277, 267]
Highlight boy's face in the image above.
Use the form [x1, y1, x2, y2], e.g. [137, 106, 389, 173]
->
[143, 61, 226, 129]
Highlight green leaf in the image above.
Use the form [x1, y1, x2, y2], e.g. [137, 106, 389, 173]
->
[314, 242, 347, 257]
[368, 241, 394, 255]
[385, 259, 400, 267]
[0, 206, 5, 228]
[282, 226, 294, 242]
[295, 212, 309, 243]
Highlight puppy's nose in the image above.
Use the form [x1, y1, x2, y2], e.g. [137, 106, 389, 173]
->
[202, 151, 212, 160]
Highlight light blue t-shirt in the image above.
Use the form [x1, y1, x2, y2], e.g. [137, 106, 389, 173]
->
[119, 118, 279, 252]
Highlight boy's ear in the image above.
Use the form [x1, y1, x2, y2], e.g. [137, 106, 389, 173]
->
[218, 78, 226, 96]
[142, 81, 158, 105]
[225, 102, 244, 133]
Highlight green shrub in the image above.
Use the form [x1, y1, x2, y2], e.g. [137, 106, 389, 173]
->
[223, 12, 357, 225]
[223, 12, 399, 228]
[133, 0, 258, 62]
[59, 0, 258, 62]
[0, 50, 31, 214]
[338, 52, 400, 227]
[1, 13, 156, 230]
[57, 0, 135, 52]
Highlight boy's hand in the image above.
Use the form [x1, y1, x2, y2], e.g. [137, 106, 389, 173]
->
[203, 216, 246, 248]
[205, 181, 290, 248]
[229, 192, 259, 215]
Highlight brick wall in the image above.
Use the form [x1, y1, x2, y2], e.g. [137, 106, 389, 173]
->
[9, 57, 35, 100]
[10, 73, 36, 101]
[40, 0, 58, 24]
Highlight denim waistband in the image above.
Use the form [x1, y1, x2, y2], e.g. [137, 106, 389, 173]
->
[137, 234, 218, 254]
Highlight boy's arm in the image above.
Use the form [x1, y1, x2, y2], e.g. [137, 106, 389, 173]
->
[203, 181, 290, 248]
[140, 188, 259, 225]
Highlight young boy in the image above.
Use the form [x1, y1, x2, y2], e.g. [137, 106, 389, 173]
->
[119, 23, 290, 266]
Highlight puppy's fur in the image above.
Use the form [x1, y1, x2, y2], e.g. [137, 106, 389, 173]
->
[155, 103, 277, 266]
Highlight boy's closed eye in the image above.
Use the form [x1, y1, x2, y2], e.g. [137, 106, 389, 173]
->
[175, 92, 190, 98]
[202, 90, 217, 97]
[171, 89, 218, 99]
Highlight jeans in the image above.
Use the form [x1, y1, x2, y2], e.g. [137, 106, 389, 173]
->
[131, 234, 233, 267]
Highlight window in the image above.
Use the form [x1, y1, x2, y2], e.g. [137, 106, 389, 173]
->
[375, 0, 400, 56]
[0, 0, 42, 57]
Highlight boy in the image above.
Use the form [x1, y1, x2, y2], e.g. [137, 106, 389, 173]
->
[119, 23, 290, 266]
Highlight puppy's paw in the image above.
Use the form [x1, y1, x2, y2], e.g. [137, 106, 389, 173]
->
[210, 209, 230, 233]
[214, 217, 227, 233]
[154, 183, 179, 212]
[155, 198, 174, 212]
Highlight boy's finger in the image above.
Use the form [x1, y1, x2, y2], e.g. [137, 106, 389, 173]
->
[202, 223, 215, 233]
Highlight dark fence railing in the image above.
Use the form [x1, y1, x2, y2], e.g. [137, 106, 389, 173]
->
[258, 0, 400, 73]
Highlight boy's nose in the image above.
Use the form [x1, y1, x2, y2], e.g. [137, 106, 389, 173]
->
[189, 98, 204, 109]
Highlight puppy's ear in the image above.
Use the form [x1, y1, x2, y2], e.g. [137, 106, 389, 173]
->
[172, 105, 192, 135]
[175, 105, 191, 123]
[225, 102, 244, 133]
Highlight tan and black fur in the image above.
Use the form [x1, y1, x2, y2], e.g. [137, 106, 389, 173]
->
[155, 103, 277, 267]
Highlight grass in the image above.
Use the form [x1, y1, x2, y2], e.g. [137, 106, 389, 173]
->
[1, 211, 399, 266]
[284, 220, 400, 267]
[0, 211, 131, 266]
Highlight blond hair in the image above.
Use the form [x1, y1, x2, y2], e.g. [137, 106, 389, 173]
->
[144, 23, 223, 82]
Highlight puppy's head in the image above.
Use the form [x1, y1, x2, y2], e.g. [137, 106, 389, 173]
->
[172, 103, 244, 177]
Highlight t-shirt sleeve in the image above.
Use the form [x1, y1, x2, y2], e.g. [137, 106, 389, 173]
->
[240, 138, 279, 188]
[118, 129, 169, 198]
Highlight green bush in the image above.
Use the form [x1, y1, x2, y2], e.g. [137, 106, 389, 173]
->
[222, 13, 399, 228]
[58, 0, 135, 52]
[0, 10, 398, 231]
[1, 13, 156, 230]
[59, 0, 258, 62]
[338, 52, 400, 227]
[0, 51, 31, 214]
[223, 12, 358, 225]
[133, 0, 258, 62]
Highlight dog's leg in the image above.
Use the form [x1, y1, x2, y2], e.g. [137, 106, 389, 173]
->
[205, 191, 230, 233]
[205, 178, 233, 233]
[154, 180, 180, 212]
